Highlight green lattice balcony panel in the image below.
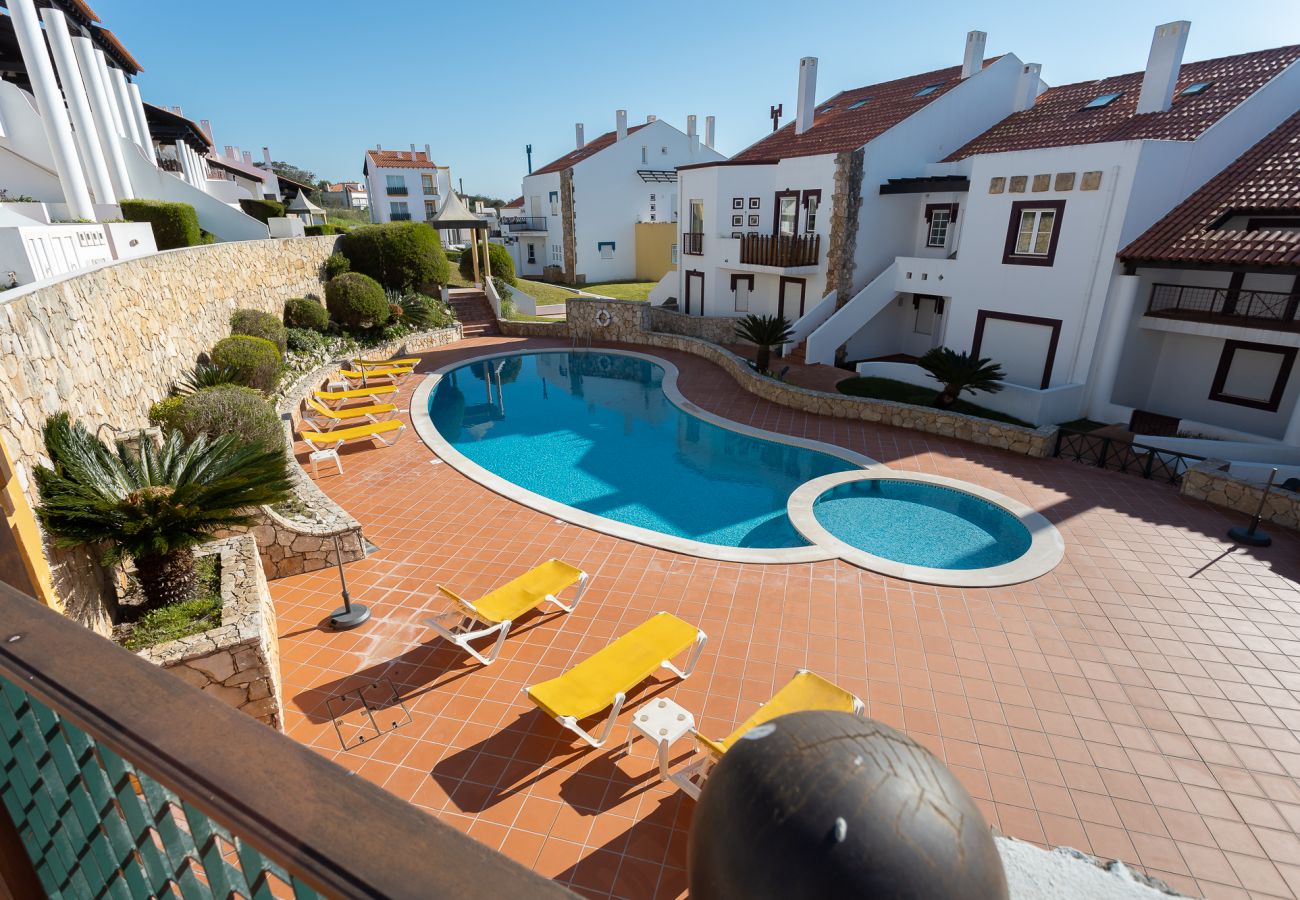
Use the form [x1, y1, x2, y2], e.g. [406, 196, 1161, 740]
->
[0, 675, 320, 899]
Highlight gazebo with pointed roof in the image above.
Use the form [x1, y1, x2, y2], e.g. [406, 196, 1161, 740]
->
[429, 191, 494, 284]
[286, 190, 325, 226]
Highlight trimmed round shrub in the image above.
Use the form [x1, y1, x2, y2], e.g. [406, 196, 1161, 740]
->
[305, 223, 349, 236]
[325, 252, 351, 280]
[458, 242, 517, 287]
[230, 308, 287, 352]
[238, 198, 285, 224]
[149, 385, 284, 452]
[339, 222, 450, 291]
[325, 272, 389, 329]
[119, 199, 201, 250]
[283, 296, 328, 331]
[210, 335, 282, 393]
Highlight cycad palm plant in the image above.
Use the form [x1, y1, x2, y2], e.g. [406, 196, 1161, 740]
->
[734, 314, 795, 374]
[917, 347, 1006, 409]
[34, 414, 293, 611]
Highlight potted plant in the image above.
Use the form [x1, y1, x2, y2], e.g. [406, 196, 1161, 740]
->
[734, 314, 795, 374]
[917, 347, 1006, 409]
[33, 413, 292, 612]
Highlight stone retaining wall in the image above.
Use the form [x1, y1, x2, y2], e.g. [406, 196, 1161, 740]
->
[647, 307, 742, 344]
[1181, 461, 1300, 532]
[0, 236, 341, 627]
[137, 534, 284, 730]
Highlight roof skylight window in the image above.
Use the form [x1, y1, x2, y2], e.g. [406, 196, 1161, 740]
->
[847, 98, 871, 109]
[1082, 92, 1123, 109]
[914, 84, 941, 97]
[818, 104, 836, 114]
[1180, 81, 1213, 96]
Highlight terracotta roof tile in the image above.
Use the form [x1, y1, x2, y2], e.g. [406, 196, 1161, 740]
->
[504, 196, 524, 208]
[731, 59, 1000, 162]
[531, 123, 650, 176]
[92, 27, 142, 74]
[1119, 109, 1300, 268]
[366, 149, 435, 170]
[947, 45, 1300, 160]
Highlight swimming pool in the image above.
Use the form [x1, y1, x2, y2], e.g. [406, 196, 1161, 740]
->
[416, 349, 871, 559]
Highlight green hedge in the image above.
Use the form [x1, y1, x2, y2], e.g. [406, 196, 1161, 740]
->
[324, 252, 350, 280]
[458, 242, 517, 287]
[149, 385, 284, 452]
[305, 223, 348, 236]
[339, 222, 450, 291]
[211, 335, 281, 393]
[120, 199, 202, 250]
[230, 309, 287, 352]
[238, 198, 285, 224]
[325, 272, 389, 329]
[283, 296, 329, 331]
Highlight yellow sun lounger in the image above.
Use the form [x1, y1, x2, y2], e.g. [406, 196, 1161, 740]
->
[299, 420, 406, 476]
[669, 670, 863, 799]
[354, 357, 420, 369]
[302, 396, 398, 432]
[423, 559, 588, 665]
[313, 384, 397, 408]
[526, 612, 707, 748]
[338, 365, 415, 387]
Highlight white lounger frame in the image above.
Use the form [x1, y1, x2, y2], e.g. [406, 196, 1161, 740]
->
[534, 628, 709, 749]
[422, 572, 589, 666]
[300, 423, 406, 476]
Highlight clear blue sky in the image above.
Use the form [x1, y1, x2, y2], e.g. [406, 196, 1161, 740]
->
[95, 0, 1299, 200]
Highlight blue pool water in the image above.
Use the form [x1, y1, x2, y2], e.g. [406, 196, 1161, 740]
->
[812, 480, 1031, 569]
[427, 351, 857, 548]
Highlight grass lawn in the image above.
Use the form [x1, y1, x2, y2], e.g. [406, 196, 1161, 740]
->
[517, 279, 579, 307]
[578, 281, 657, 301]
[837, 376, 1033, 427]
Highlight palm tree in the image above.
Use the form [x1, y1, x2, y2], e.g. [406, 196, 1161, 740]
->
[33, 414, 293, 611]
[734, 314, 795, 374]
[917, 347, 1006, 409]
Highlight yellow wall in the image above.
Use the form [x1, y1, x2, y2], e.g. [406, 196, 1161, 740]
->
[635, 223, 678, 282]
[0, 438, 57, 609]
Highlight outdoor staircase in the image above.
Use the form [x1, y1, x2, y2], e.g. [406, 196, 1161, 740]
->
[449, 289, 500, 338]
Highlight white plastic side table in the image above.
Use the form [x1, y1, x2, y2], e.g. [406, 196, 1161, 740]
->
[627, 698, 695, 780]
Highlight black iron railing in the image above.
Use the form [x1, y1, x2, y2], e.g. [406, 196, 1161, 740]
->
[682, 232, 704, 255]
[386, 185, 409, 196]
[740, 233, 820, 267]
[390, 212, 411, 221]
[1147, 282, 1300, 329]
[0, 582, 573, 899]
[502, 216, 547, 232]
[1052, 428, 1205, 485]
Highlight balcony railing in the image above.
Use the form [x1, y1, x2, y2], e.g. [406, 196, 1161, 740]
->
[424, 187, 439, 196]
[390, 212, 412, 221]
[1146, 282, 1300, 330]
[502, 216, 547, 233]
[740, 233, 820, 268]
[386, 186, 408, 196]
[0, 581, 573, 899]
[682, 232, 704, 255]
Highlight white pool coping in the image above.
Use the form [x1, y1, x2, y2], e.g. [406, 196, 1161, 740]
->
[786, 470, 1065, 587]
[410, 348, 884, 564]
[409, 347, 1064, 582]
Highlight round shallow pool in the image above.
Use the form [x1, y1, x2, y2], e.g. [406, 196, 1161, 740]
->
[811, 479, 1031, 569]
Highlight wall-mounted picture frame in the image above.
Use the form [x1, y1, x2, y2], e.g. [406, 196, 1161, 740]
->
[731, 214, 743, 226]
[732, 197, 743, 209]
[748, 197, 760, 209]
[747, 214, 760, 227]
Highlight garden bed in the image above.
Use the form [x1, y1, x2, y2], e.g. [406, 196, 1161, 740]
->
[114, 554, 222, 650]
[837, 376, 1033, 428]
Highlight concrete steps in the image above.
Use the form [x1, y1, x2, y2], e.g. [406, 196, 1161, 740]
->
[448, 290, 500, 337]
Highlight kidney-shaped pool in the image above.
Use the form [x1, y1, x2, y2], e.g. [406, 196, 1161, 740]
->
[416, 349, 870, 559]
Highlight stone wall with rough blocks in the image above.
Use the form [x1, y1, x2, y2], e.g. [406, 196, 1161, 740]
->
[499, 319, 569, 338]
[1181, 461, 1300, 532]
[137, 534, 284, 730]
[647, 307, 743, 344]
[0, 236, 341, 628]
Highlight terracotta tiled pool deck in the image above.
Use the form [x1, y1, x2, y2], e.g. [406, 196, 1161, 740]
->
[274, 336, 1300, 900]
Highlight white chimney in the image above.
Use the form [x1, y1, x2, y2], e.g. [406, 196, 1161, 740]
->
[616, 109, 627, 141]
[795, 57, 818, 135]
[687, 114, 697, 137]
[233, 146, 241, 161]
[223, 144, 234, 159]
[200, 119, 213, 141]
[409, 143, 417, 155]
[705, 115, 716, 149]
[1014, 63, 1042, 111]
[961, 30, 987, 79]
[376, 143, 382, 151]
[241, 150, 252, 165]
[1137, 20, 1191, 114]
[173, 105, 182, 115]
[424, 143, 431, 159]
[575, 123, 585, 149]
[261, 146, 272, 165]
[646, 115, 656, 123]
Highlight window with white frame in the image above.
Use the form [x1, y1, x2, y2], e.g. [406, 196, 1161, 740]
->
[598, 241, 615, 260]
[927, 208, 951, 247]
[641, 146, 647, 164]
[549, 191, 559, 216]
[732, 275, 753, 312]
[670, 243, 678, 264]
[526, 243, 536, 264]
[803, 192, 820, 233]
[1015, 208, 1056, 255]
[389, 201, 409, 220]
[550, 244, 561, 262]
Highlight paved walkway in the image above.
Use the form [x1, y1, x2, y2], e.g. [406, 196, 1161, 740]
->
[272, 336, 1300, 900]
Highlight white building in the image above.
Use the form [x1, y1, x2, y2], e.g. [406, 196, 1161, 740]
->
[673, 33, 1034, 324]
[362, 145, 452, 225]
[324, 181, 369, 209]
[802, 24, 1300, 434]
[504, 113, 725, 283]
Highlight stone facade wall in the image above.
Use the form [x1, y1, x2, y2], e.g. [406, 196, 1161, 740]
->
[0, 236, 341, 627]
[138, 534, 284, 730]
[1181, 461, 1300, 532]
[499, 319, 569, 338]
[826, 149, 864, 302]
[647, 307, 742, 344]
[561, 168, 577, 283]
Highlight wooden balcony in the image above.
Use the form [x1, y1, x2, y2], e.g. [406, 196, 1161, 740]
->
[1146, 282, 1300, 332]
[740, 233, 819, 268]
